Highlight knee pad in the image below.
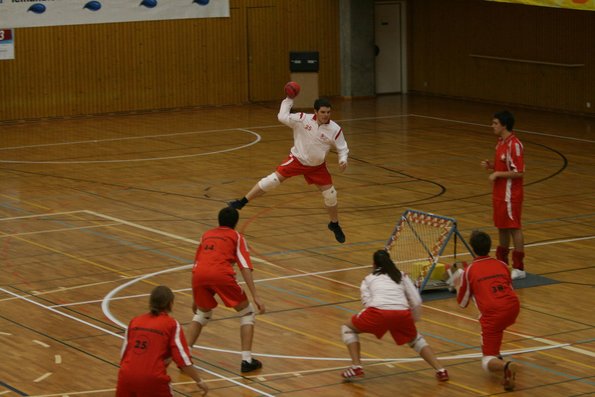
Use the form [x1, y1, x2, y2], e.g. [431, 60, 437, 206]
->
[341, 325, 359, 345]
[322, 186, 337, 207]
[408, 333, 429, 354]
[192, 310, 212, 326]
[482, 355, 498, 372]
[257, 173, 281, 192]
[238, 303, 256, 326]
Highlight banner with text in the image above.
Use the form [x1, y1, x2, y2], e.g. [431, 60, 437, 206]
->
[488, 0, 595, 10]
[0, 0, 230, 28]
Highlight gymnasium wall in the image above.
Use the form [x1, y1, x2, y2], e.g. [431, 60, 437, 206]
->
[407, 0, 595, 115]
[0, 0, 341, 121]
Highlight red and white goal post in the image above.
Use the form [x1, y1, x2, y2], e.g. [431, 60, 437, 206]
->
[384, 209, 475, 292]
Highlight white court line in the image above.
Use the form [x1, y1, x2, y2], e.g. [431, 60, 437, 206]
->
[84, 209, 283, 267]
[0, 288, 274, 397]
[0, 223, 121, 238]
[0, 276, 137, 304]
[197, 342, 570, 362]
[85, 209, 595, 360]
[6, 210, 592, 363]
[34, 373, 52, 383]
[99, 253, 593, 363]
[0, 129, 261, 164]
[409, 113, 595, 143]
[0, 117, 409, 152]
[0, 127, 255, 150]
[0, 210, 85, 221]
[33, 340, 50, 348]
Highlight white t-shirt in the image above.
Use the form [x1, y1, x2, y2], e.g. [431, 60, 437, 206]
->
[277, 98, 349, 166]
[360, 272, 422, 313]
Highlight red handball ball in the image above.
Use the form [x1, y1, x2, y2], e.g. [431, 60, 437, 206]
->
[284, 81, 300, 99]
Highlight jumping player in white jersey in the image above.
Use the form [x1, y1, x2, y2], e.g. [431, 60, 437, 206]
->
[340, 250, 449, 381]
[229, 88, 349, 243]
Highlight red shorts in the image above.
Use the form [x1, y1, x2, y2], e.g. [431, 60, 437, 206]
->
[493, 199, 522, 229]
[116, 377, 172, 397]
[192, 272, 247, 310]
[479, 302, 520, 356]
[351, 307, 417, 345]
[276, 154, 333, 186]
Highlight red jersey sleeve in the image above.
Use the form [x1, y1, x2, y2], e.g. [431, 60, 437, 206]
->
[169, 319, 194, 368]
[235, 232, 253, 270]
[456, 267, 472, 308]
[509, 135, 525, 173]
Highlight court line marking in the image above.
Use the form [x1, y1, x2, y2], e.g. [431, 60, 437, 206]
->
[33, 373, 52, 383]
[82, 210, 595, 362]
[33, 340, 50, 348]
[5, 209, 594, 360]
[101, 262, 595, 364]
[408, 114, 595, 143]
[0, 129, 261, 164]
[0, 288, 274, 397]
[0, 223, 121, 238]
[0, 210, 85, 222]
[3, 210, 593, 386]
[0, 127, 251, 151]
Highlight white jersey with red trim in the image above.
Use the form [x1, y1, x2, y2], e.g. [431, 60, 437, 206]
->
[277, 98, 349, 166]
[360, 272, 422, 311]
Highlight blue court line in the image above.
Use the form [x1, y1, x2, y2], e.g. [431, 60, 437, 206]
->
[0, 379, 28, 396]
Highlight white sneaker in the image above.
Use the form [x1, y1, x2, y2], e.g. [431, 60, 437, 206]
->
[511, 269, 526, 280]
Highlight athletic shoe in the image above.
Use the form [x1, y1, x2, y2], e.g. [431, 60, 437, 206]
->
[341, 365, 364, 380]
[228, 199, 246, 210]
[503, 361, 517, 391]
[511, 269, 526, 280]
[241, 358, 262, 373]
[328, 221, 346, 243]
[436, 369, 449, 381]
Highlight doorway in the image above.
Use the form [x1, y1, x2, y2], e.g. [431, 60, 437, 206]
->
[374, 1, 407, 94]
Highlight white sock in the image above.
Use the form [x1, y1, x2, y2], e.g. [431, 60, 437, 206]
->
[242, 351, 252, 362]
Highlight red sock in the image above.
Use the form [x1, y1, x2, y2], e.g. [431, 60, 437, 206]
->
[512, 250, 525, 271]
[496, 246, 510, 264]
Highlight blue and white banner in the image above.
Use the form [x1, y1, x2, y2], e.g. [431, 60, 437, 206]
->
[0, 0, 230, 28]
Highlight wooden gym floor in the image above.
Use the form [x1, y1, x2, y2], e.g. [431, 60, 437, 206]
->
[0, 94, 593, 396]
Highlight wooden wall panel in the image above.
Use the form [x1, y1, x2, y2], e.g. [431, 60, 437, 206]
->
[0, 0, 341, 121]
[407, 0, 595, 115]
[285, 1, 342, 97]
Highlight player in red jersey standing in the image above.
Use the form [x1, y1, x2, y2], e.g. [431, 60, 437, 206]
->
[340, 250, 449, 382]
[187, 207, 266, 373]
[455, 230, 520, 391]
[229, 88, 349, 244]
[116, 285, 208, 396]
[481, 110, 526, 279]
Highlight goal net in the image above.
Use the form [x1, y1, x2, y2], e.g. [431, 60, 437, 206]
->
[384, 209, 473, 291]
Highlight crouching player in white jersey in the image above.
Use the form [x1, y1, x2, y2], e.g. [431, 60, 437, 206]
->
[340, 250, 449, 382]
[229, 87, 349, 244]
